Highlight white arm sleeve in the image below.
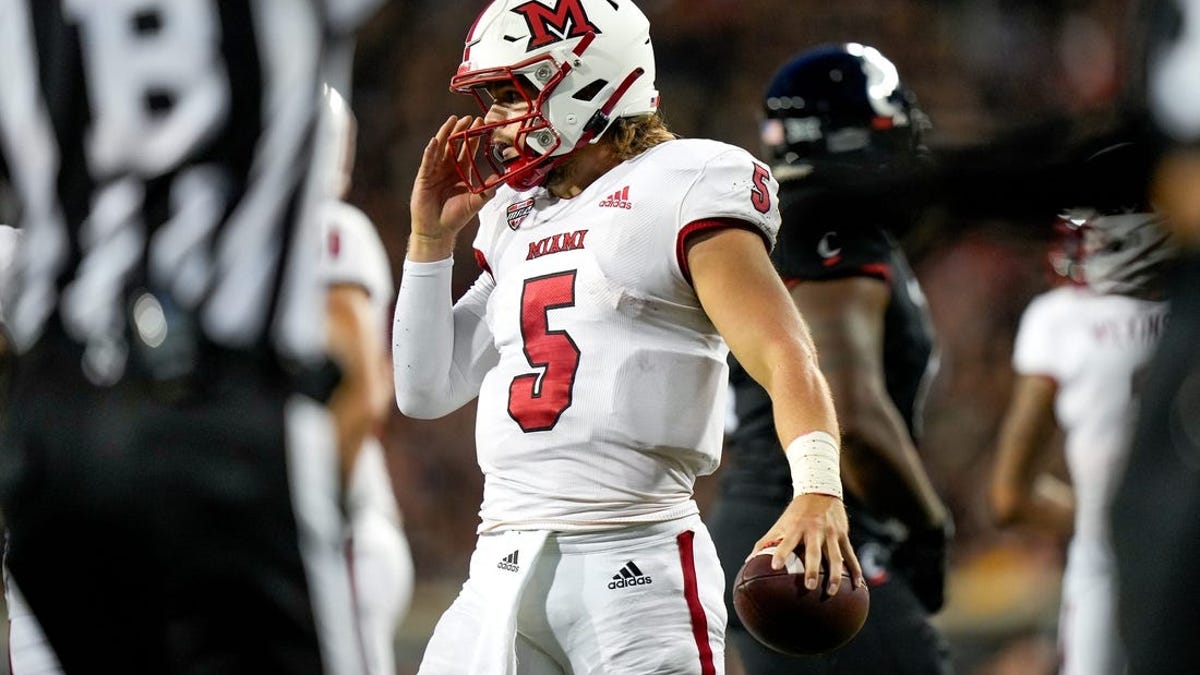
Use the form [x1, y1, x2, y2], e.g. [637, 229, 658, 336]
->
[392, 258, 498, 419]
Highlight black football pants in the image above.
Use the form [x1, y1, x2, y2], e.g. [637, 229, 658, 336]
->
[0, 335, 347, 675]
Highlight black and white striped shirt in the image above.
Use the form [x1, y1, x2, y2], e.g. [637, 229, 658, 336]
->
[0, 0, 382, 381]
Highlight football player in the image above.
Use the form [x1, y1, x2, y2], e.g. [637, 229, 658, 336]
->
[392, 1, 863, 673]
[708, 43, 954, 675]
[991, 182, 1173, 675]
[322, 196, 412, 675]
[319, 87, 413, 675]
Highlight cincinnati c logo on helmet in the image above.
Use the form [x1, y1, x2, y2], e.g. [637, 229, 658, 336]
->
[512, 0, 602, 51]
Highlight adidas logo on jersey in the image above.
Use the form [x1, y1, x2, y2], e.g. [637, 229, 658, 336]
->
[497, 550, 520, 573]
[598, 185, 633, 209]
[607, 560, 652, 589]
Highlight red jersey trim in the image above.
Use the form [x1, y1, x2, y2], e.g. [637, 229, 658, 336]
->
[860, 262, 892, 284]
[781, 261, 893, 288]
[474, 248, 494, 280]
[676, 218, 770, 287]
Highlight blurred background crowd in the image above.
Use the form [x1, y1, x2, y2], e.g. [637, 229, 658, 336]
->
[345, 1, 1144, 672]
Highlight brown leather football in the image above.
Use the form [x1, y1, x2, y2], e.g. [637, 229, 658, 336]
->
[732, 547, 869, 656]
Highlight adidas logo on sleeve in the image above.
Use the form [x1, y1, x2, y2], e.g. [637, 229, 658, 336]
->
[598, 185, 633, 210]
[607, 560, 652, 589]
[497, 550, 520, 573]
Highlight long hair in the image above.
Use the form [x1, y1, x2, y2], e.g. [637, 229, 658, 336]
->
[546, 111, 676, 190]
[605, 111, 677, 161]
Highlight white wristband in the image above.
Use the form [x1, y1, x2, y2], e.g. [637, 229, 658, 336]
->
[786, 431, 843, 499]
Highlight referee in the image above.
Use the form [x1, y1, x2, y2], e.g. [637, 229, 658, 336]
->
[0, 2, 383, 673]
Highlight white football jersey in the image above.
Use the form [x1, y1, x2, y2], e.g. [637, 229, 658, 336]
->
[1013, 285, 1168, 575]
[319, 200, 394, 339]
[467, 138, 780, 531]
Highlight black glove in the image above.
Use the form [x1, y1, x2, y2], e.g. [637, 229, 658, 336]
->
[892, 518, 953, 614]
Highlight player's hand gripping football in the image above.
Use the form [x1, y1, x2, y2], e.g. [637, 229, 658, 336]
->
[752, 493, 865, 595]
[409, 115, 492, 260]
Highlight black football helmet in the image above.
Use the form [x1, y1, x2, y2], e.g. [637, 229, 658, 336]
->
[761, 43, 930, 183]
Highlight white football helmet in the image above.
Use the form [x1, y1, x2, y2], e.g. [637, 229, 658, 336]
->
[449, 0, 660, 193]
[322, 85, 357, 199]
[1057, 207, 1175, 296]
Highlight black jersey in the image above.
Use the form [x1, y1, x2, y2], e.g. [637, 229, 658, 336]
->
[724, 191, 937, 504]
[0, 0, 380, 379]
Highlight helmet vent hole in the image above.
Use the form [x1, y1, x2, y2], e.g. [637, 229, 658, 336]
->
[503, 35, 520, 43]
[573, 79, 609, 102]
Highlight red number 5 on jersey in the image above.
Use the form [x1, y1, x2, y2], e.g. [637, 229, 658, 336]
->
[509, 271, 581, 432]
[750, 163, 772, 214]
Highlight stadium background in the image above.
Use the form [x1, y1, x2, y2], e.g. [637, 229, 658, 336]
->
[0, 0, 1144, 673]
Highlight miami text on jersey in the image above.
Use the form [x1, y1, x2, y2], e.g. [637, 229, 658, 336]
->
[527, 229, 589, 260]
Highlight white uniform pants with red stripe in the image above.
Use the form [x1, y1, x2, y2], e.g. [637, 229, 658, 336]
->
[418, 513, 726, 675]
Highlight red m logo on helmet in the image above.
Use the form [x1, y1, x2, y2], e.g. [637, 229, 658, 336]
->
[512, 0, 601, 51]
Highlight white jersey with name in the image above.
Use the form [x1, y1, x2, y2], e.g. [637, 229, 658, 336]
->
[466, 138, 779, 532]
[1013, 285, 1168, 576]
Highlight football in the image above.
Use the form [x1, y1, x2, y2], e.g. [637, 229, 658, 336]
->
[732, 546, 869, 656]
